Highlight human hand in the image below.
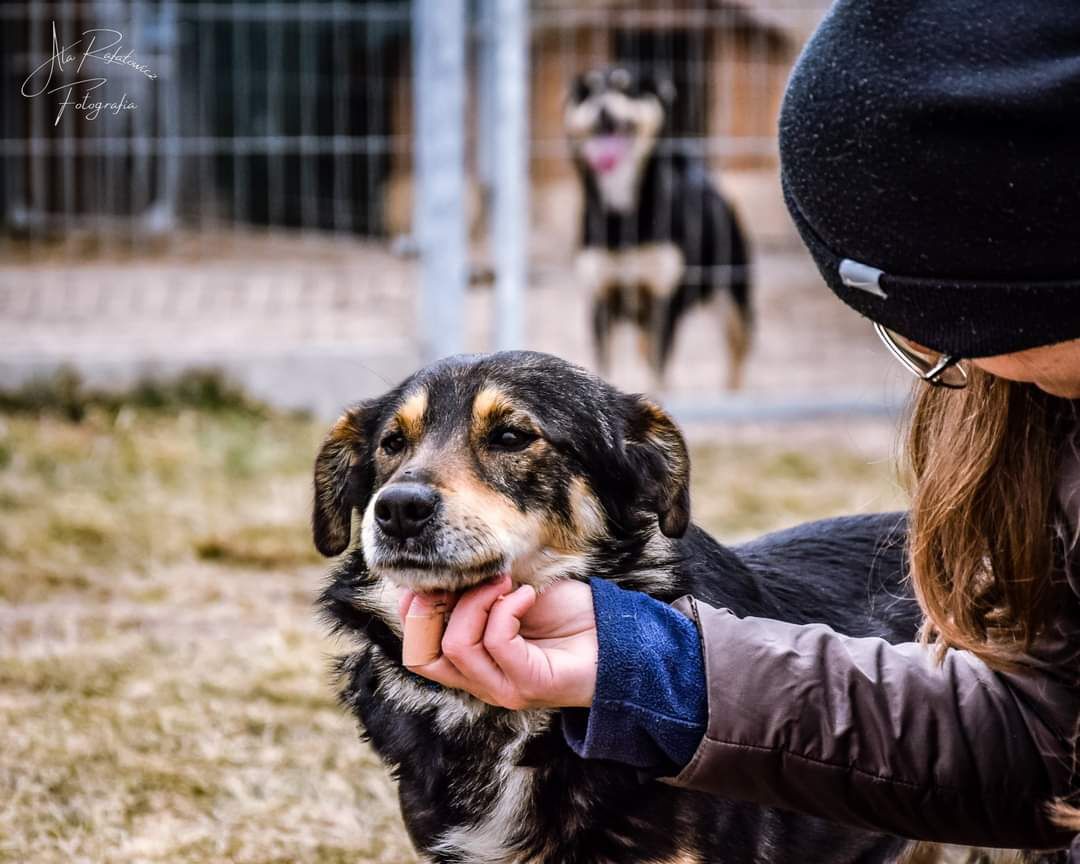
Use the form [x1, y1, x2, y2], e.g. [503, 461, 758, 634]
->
[399, 575, 598, 710]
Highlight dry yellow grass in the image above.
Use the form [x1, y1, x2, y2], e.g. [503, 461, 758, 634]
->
[0, 408, 904, 863]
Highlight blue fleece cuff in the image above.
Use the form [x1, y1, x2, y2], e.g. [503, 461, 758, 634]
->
[561, 577, 707, 774]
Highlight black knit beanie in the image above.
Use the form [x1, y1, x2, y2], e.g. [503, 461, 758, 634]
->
[779, 0, 1080, 358]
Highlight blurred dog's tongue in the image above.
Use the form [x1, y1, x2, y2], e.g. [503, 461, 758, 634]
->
[583, 135, 629, 173]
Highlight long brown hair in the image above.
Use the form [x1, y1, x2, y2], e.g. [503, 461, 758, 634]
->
[904, 367, 1076, 667]
[903, 367, 1079, 832]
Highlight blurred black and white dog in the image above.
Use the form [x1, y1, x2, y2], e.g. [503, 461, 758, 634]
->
[566, 67, 753, 389]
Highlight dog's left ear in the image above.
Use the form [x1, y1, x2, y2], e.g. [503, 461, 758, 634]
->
[312, 403, 378, 557]
[623, 397, 691, 538]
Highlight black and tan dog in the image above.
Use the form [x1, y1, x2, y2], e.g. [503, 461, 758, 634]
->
[312, 350, 938, 864]
[566, 68, 753, 389]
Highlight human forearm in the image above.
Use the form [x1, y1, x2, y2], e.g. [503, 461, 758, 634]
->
[668, 597, 1078, 850]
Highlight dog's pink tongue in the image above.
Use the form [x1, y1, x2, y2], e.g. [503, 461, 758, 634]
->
[583, 135, 629, 173]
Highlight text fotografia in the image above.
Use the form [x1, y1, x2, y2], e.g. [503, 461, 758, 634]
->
[21, 22, 157, 125]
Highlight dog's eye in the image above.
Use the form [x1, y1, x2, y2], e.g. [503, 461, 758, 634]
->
[380, 432, 406, 455]
[488, 426, 536, 452]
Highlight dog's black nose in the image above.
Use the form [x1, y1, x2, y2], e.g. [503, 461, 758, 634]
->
[597, 107, 618, 134]
[374, 483, 439, 540]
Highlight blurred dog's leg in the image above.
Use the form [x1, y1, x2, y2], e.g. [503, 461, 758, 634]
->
[592, 295, 613, 376]
[721, 276, 753, 391]
[577, 249, 616, 376]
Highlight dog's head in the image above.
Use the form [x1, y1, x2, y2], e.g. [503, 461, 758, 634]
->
[312, 352, 689, 596]
[565, 66, 673, 186]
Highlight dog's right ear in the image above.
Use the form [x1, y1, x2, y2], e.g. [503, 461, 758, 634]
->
[312, 404, 378, 557]
[622, 396, 691, 539]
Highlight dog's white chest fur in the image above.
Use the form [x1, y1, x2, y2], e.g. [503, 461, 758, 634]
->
[431, 763, 534, 863]
[594, 155, 642, 213]
[429, 721, 545, 864]
[576, 242, 686, 301]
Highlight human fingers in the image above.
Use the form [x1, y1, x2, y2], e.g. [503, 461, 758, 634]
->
[482, 584, 540, 686]
[402, 591, 453, 668]
[437, 576, 514, 697]
[402, 591, 487, 693]
[516, 579, 595, 638]
[405, 651, 481, 693]
[487, 584, 598, 708]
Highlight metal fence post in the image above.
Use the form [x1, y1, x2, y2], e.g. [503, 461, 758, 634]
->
[491, 0, 529, 351]
[476, 0, 496, 198]
[413, 0, 468, 363]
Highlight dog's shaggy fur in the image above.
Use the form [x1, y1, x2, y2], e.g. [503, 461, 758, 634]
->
[310, 351, 949, 863]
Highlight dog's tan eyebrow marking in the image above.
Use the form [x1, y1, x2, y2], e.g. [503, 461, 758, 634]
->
[471, 386, 540, 442]
[395, 388, 428, 440]
[471, 385, 514, 425]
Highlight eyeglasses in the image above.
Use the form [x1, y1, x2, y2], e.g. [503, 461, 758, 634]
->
[873, 323, 968, 389]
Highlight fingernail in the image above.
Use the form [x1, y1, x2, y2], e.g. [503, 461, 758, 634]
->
[409, 593, 445, 615]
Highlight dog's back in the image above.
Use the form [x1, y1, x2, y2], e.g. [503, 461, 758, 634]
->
[725, 512, 918, 639]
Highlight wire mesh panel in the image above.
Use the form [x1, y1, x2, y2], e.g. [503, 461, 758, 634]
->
[1, 1, 174, 240]
[0, 0, 422, 414]
[0, 0, 412, 242]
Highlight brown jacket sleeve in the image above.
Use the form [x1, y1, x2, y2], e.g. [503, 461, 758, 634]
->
[668, 595, 1080, 850]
